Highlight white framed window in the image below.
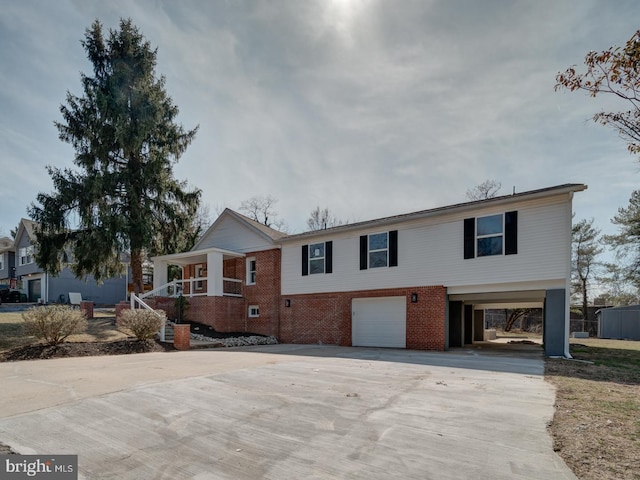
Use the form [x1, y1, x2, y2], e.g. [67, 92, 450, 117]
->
[19, 245, 35, 266]
[368, 232, 388, 268]
[246, 257, 256, 285]
[248, 305, 259, 317]
[195, 264, 204, 290]
[302, 242, 333, 276]
[0, 253, 4, 271]
[476, 214, 503, 257]
[309, 242, 325, 274]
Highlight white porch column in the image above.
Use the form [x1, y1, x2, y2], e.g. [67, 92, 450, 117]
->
[207, 251, 223, 296]
[153, 260, 168, 290]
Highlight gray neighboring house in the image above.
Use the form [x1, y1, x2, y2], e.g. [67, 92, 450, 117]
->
[597, 305, 640, 340]
[14, 218, 128, 305]
[0, 236, 16, 284]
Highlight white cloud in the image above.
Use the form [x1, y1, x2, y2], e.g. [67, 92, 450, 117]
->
[1, 0, 640, 237]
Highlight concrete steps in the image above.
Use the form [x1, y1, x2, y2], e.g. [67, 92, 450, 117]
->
[163, 323, 175, 342]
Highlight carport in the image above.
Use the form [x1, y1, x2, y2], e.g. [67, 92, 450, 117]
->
[448, 287, 568, 357]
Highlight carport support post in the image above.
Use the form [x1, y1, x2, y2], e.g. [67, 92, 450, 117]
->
[544, 289, 567, 357]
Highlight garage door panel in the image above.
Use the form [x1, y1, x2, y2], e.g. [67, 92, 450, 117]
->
[352, 297, 406, 348]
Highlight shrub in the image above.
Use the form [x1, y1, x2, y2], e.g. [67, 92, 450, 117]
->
[118, 309, 166, 340]
[22, 305, 88, 346]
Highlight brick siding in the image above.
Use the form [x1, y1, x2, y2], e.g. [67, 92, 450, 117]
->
[280, 286, 447, 350]
[150, 248, 446, 350]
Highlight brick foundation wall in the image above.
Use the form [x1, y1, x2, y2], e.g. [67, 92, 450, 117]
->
[115, 301, 130, 321]
[244, 249, 281, 337]
[280, 286, 447, 350]
[174, 296, 244, 332]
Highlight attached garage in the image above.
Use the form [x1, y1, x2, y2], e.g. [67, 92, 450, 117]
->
[352, 296, 406, 348]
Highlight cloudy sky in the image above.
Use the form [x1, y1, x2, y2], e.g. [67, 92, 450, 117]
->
[1, 0, 639, 237]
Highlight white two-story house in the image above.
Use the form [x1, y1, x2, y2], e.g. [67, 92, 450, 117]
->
[148, 183, 586, 357]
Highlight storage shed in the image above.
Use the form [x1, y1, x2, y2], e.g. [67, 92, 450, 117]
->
[597, 305, 640, 340]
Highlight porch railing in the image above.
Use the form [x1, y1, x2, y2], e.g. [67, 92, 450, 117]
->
[140, 276, 243, 299]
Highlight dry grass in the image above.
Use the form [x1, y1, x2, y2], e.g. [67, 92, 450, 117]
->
[546, 338, 640, 480]
[0, 309, 129, 353]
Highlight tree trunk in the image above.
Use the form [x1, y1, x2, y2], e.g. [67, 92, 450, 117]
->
[131, 248, 144, 295]
[582, 281, 589, 328]
[504, 309, 529, 332]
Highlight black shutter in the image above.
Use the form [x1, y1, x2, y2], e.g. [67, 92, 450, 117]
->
[360, 235, 368, 270]
[389, 230, 398, 267]
[505, 211, 518, 255]
[325, 241, 333, 273]
[302, 244, 309, 276]
[464, 218, 475, 259]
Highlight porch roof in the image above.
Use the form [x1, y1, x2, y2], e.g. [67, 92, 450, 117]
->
[151, 247, 245, 266]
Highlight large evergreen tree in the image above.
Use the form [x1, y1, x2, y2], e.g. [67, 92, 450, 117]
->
[30, 19, 200, 294]
[604, 190, 640, 290]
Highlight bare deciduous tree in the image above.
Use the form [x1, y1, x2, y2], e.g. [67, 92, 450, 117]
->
[466, 180, 502, 201]
[239, 195, 287, 231]
[307, 206, 344, 231]
[556, 30, 640, 160]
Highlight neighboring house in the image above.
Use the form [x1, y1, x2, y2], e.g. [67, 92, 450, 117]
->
[0, 237, 16, 285]
[14, 218, 128, 305]
[149, 183, 586, 357]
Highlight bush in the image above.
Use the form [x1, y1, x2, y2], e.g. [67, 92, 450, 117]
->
[118, 309, 166, 340]
[22, 305, 88, 346]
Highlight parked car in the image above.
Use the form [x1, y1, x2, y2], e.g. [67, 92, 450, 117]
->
[0, 284, 21, 303]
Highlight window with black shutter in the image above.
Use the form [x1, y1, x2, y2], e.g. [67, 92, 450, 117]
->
[302, 241, 333, 275]
[464, 212, 518, 258]
[360, 231, 398, 269]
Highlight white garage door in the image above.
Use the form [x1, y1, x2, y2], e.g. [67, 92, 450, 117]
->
[352, 296, 406, 348]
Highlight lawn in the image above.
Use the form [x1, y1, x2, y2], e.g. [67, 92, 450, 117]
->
[0, 308, 128, 353]
[546, 338, 640, 480]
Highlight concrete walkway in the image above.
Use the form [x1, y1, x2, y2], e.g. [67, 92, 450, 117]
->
[0, 345, 577, 480]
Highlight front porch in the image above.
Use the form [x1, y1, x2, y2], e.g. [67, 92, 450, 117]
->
[127, 247, 250, 333]
[150, 247, 246, 299]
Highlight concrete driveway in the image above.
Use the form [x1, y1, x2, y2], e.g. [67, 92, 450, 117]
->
[0, 345, 576, 479]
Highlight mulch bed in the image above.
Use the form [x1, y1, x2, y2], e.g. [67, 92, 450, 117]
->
[183, 320, 265, 339]
[0, 339, 174, 362]
[0, 321, 264, 362]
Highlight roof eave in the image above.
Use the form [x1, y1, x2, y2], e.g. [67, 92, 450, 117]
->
[281, 183, 587, 242]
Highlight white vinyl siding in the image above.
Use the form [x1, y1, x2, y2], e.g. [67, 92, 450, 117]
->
[197, 215, 275, 253]
[281, 195, 572, 295]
